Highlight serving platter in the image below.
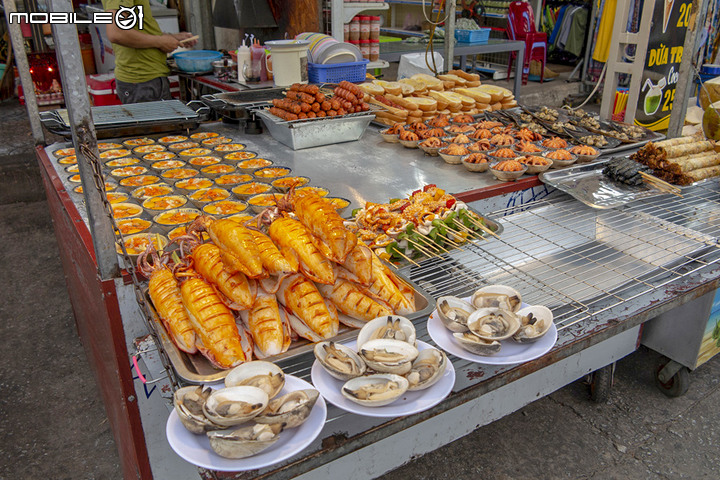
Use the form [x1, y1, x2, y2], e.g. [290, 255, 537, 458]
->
[310, 340, 456, 417]
[166, 375, 327, 471]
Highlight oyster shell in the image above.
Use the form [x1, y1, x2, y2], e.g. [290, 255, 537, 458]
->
[467, 307, 521, 341]
[436, 296, 475, 332]
[256, 389, 319, 429]
[225, 361, 285, 399]
[356, 315, 416, 350]
[405, 348, 447, 391]
[207, 423, 283, 459]
[512, 305, 553, 343]
[202, 386, 269, 427]
[358, 338, 419, 375]
[452, 332, 502, 356]
[314, 341, 366, 381]
[342, 374, 409, 407]
[471, 285, 522, 313]
[173, 386, 222, 434]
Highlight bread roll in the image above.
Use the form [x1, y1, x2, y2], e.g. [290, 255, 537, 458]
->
[359, 82, 385, 96]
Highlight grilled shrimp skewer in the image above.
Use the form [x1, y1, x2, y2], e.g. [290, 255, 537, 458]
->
[138, 245, 197, 354]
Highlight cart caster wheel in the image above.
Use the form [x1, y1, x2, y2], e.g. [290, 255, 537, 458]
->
[655, 359, 690, 397]
[589, 364, 614, 403]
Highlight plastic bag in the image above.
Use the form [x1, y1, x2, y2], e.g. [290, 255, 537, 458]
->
[397, 52, 444, 80]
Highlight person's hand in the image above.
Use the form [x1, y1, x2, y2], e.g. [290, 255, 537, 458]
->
[155, 34, 180, 53]
[173, 32, 198, 47]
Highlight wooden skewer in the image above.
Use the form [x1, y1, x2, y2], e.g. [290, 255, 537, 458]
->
[416, 234, 449, 253]
[639, 172, 683, 196]
[178, 35, 200, 45]
[466, 213, 500, 238]
[393, 248, 421, 266]
[406, 238, 438, 258]
[453, 219, 486, 241]
[436, 232, 465, 249]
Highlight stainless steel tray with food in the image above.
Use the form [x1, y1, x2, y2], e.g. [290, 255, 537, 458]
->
[539, 159, 665, 209]
[200, 88, 286, 120]
[253, 108, 377, 150]
[143, 269, 436, 384]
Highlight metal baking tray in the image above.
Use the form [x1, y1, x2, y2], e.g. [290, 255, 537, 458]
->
[39, 100, 210, 139]
[539, 159, 666, 209]
[254, 108, 377, 150]
[201, 88, 286, 120]
[145, 269, 436, 384]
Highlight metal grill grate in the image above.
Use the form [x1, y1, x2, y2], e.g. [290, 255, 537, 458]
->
[398, 183, 720, 332]
[56, 100, 198, 128]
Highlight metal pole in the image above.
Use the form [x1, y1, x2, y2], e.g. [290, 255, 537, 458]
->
[4, 0, 45, 145]
[443, 0, 455, 74]
[27, 0, 48, 52]
[49, 0, 120, 280]
[667, 0, 709, 137]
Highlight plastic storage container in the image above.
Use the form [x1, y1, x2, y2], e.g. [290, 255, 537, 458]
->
[454, 28, 491, 44]
[173, 50, 223, 73]
[308, 59, 369, 84]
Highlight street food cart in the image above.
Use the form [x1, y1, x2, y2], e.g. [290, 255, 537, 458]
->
[15, 2, 720, 479]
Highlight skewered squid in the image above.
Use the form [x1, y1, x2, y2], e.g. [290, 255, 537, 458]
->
[189, 216, 264, 278]
[282, 188, 358, 263]
[138, 244, 197, 354]
[177, 269, 252, 368]
[363, 253, 415, 315]
[276, 273, 339, 341]
[239, 291, 292, 358]
[178, 238, 257, 311]
[267, 216, 336, 285]
[316, 279, 392, 328]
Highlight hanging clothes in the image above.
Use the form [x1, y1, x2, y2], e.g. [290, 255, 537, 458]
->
[592, 0, 617, 63]
[564, 7, 589, 56]
[557, 6, 583, 49]
[549, 5, 569, 46]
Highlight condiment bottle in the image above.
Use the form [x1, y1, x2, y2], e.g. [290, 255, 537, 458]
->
[237, 34, 251, 84]
[250, 37, 265, 82]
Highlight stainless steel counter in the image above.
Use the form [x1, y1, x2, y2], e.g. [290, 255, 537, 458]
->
[42, 126, 720, 480]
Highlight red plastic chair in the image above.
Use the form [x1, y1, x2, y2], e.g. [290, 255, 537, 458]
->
[506, 1, 547, 84]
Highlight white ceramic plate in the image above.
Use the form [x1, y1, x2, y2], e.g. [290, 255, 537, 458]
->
[427, 301, 558, 365]
[166, 375, 327, 472]
[311, 340, 455, 418]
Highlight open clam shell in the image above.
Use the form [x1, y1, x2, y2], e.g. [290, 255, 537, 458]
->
[202, 386, 269, 427]
[224, 361, 285, 399]
[173, 386, 222, 434]
[436, 296, 475, 333]
[452, 332, 502, 356]
[405, 348, 447, 391]
[358, 338, 419, 375]
[512, 305, 554, 343]
[341, 374, 409, 407]
[314, 341, 366, 381]
[255, 389, 319, 429]
[356, 315, 416, 350]
[467, 307, 521, 342]
[470, 285, 522, 313]
[207, 423, 283, 459]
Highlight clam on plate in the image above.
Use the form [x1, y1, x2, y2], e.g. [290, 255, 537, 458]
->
[310, 340, 455, 418]
[427, 298, 557, 365]
[165, 374, 326, 471]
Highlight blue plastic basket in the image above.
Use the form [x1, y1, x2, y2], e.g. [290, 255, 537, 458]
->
[454, 28, 491, 44]
[308, 59, 369, 84]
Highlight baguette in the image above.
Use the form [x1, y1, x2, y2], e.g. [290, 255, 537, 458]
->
[406, 96, 438, 112]
[373, 80, 402, 96]
[375, 109, 409, 123]
[447, 69, 481, 82]
[375, 116, 404, 127]
[386, 93, 419, 111]
[439, 74, 468, 86]
[454, 87, 492, 104]
[358, 82, 385, 96]
[465, 80, 482, 87]
[367, 96, 408, 117]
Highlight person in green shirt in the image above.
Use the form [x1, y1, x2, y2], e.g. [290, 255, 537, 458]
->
[103, 0, 197, 103]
